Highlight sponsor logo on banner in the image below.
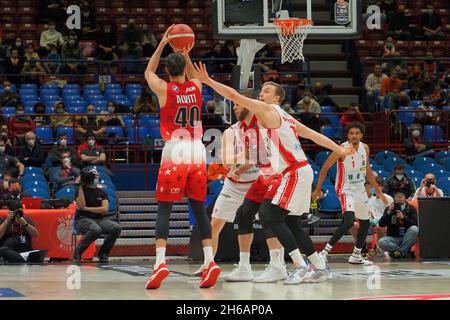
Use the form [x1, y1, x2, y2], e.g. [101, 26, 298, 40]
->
[54, 213, 74, 253]
[335, 0, 351, 25]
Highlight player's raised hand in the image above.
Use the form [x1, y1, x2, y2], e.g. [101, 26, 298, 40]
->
[337, 145, 355, 157]
[181, 43, 195, 56]
[161, 24, 175, 45]
[193, 62, 211, 83]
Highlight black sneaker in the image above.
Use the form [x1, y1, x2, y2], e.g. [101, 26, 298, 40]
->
[307, 214, 321, 225]
[392, 250, 403, 259]
[71, 248, 82, 263]
[98, 254, 109, 263]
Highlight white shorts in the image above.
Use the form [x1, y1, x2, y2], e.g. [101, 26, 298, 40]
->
[211, 179, 254, 223]
[337, 188, 370, 220]
[272, 165, 313, 216]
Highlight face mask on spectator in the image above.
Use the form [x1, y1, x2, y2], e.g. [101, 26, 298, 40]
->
[396, 174, 404, 180]
[87, 109, 95, 114]
[4, 86, 11, 92]
[49, 25, 56, 31]
[15, 41, 22, 47]
[69, 39, 76, 46]
[104, 27, 111, 33]
[57, 108, 64, 114]
[427, 8, 433, 15]
[0, 146, 5, 153]
[88, 139, 96, 147]
[63, 157, 71, 167]
[108, 106, 115, 113]
[412, 130, 421, 138]
[386, 43, 393, 49]
[26, 139, 35, 147]
[94, 178, 100, 185]
[16, 110, 24, 114]
[59, 138, 67, 146]
[83, 11, 90, 17]
[370, 188, 376, 195]
[11, 189, 20, 197]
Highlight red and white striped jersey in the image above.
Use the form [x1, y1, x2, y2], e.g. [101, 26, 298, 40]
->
[335, 141, 367, 193]
[259, 105, 308, 174]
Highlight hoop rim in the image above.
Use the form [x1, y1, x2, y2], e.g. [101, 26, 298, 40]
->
[273, 19, 314, 27]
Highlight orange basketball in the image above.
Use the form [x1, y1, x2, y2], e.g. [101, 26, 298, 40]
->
[168, 24, 195, 52]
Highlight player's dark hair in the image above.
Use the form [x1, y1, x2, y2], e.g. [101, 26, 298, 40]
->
[345, 121, 366, 135]
[166, 53, 186, 77]
[8, 178, 20, 187]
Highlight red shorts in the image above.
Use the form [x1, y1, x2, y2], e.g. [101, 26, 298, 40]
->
[244, 174, 282, 204]
[156, 161, 207, 202]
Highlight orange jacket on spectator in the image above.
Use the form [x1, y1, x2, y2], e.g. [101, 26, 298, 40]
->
[207, 162, 229, 182]
[380, 77, 402, 96]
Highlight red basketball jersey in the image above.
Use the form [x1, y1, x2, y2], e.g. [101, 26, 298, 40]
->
[160, 80, 203, 141]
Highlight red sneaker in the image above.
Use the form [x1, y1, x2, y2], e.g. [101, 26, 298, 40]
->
[199, 261, 221, 288]
[145, 264, 170, 289]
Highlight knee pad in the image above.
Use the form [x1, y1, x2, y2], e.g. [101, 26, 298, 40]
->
[263, 227, 277, 239]
[236, 205, 254, 235]
[190, 199, 212, 240]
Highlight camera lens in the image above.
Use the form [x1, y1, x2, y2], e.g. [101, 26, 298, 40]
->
[13, 209, 23, 219]
[426, 180, 432, 188]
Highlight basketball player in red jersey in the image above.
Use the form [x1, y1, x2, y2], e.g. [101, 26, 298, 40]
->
[144, 26, 220, 289]
[194, 62, 354, 284]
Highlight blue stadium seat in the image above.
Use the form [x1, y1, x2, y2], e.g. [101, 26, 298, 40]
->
[64, 96, 81, 105]
[105, 83, 121, 90]
[421, 163, 442, 175]
[115, 98, 131, 108]
[20, 94, 39, 103]
[315, 151, 331, 166]
[70, 100, 87, 111]
[105, 127, 125, 142]
[99, 179, 116, 192]
[2, 107, 16, 115]
[398, 106, 415, 126]
[84, 84, 101, 91]
[55, 187, 76, 200]
[321, 106, 334, 113]
[411, 100, 421, 108]
[56, 127, 74, 144]
[63, 84, 80, 91]
[423, 125, 446, 142]
[20, 83, 38, 92]
[42, 83, 59, 91]
[126, 89, 141, 98]
[22, 174, 47, 186]
[128, 94, 140, 106]
[318, 190, 342, 212]
[434, 169, 450, 181]
[23, 167, 44, 176]
[62, 90, 81, 98]
[374, 170, 390, 180]
[435, 151, 450, 165]
[125, 83, 142, 92]
[105, 90, 123, 100]
[67, 106, 86, 114]
[410, 175, 421, 188]
[370, 162, 381, 171]
[35, 127, 54, 144]
[139, 114, 160, 127]
[84, 89, 103, 99]
[437, 177, 450, 196]
[208, 179, 224, 195]
[413, 157, 437, 171]
[328, 163, 337, 181]
[321, 114, 340, 126]
[405, 169, 422, 177]
[321, 126, 336, 139]
[86, 95, 104, 103]
[23, 180, 49, 191]
[444, 159, 450, 172]
[374, 150, 398, 165]
[383, 157, 406, 173]
[41, 88, 59, 96]
[122, 114, 134, 128]
[91, 100, 107, 111]
[25, 187, 50, 199]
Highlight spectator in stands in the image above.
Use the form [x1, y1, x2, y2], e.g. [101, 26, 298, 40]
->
[203, 43, 224, 74]
[281, 103, 296, 115]
[24, 43, 40, 61]
[404, 123, 434, 162]
[75, 105, 106, 142]
[51, 101, 73, 129]
[134, 87, 158, 114]
[207, 162, 228, 182]
[100, 103, 126, 142]
[413, 173, 444, 199]
[415, 95, 436, 126]
[0, 125, 14, 156]
[290, 81, 307, 108]
[47, 132, 79, 168]
[0, 172, 12, 197]
[78, 131, 107, 168]
[39, 21, 64, 57]
[6, 37, 24, 58]
[408, 83, 423, 101]
[73, 169, 121, 263]
[0, 139, 25, 178]
[0, 80, 20, 108]
[256, 47, 279, 82]
[1, 179, 28, 203]
[0, 36, 7, 73]
[340, 104, 364, 128]
[9, 103, 35, 144]
[382, 37, 400, 58]
[387, 4, 413, 40]
[21, 59, 46, 86]
[440, 73, 450, 89]
[18, 131, 45, 168]
[4, 49, 24, 87]
[79, 1, 98, 40]
[406, 64, 422, 88]
[140, 24, 158, 57]
[95, 21, 118, 61]
[222, 41, 237, 73]
[379, 0, 397, 16]
[207, 92, 228, 117]
[380, 70, 402, 110]
[378, 191, 418, 259]
[119, 19, 143, 58]
[61, 32, 84, 74]
[365, 64, 387, 112]
[0, 196, 39, 263]
[32, 102, 51, 127]
[44, 44, 61, 74]
[423, 51, 441, 75]
[419, 72, 435, 96]
[201, 102, 224, 128]
[421, 4, 445, 40]
[311, 82, 338, 108]
[53, 153, 80, 192]
[392, 90, 411, 110]
[295, 95, 321, 114]
[384, 163, 416, 199]
[38, 1, 66, 29]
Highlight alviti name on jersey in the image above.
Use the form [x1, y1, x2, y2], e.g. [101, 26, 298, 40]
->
[176, 93, 197, 104]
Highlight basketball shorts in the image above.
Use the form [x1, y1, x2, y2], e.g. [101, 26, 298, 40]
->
[244, 174, 282, 204]
[337, 187, 370, 220]
[156, 140, 207, 202]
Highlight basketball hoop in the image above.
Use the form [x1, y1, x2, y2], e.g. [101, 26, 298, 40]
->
[273, 19, 313, 63]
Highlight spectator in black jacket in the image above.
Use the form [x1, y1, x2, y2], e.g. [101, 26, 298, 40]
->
[1, 178, 31, 202]
[32, 102, 51, 127]
[383, 163, 416, 199]
[18, 131, 46, 168]
[95, 21, 118, 61]
[404, 123, 434, 162]
[53, 154, 80, 192]
[377, 191, 418, 258]
[47, 132, 79, 168]
[421, 4, 445, 40]
[387, 4, 413, 40]
[201, 102, 224, 129]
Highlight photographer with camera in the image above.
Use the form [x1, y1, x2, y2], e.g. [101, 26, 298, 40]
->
[413, 173, 444, 200]
[73, 168, 121, 263]
[378, 191, 419, 259]
[0, 203, 39, 262]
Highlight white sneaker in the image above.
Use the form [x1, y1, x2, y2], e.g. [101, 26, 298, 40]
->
[320, 251, 329, 263]
[225, 264, 254, 282]
[349, 254, 373, 265]
[284, 266, 315, 285]
[303, 267, 333, 283]
[253, 264, 288, 283]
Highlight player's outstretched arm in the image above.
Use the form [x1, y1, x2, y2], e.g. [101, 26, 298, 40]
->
[181, 44, 198, 81]
[144, 25, 174, 95]
[312, 151, 341, 200]
[193, 62, 274, 117]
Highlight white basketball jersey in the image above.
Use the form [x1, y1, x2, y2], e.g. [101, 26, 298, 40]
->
[259, 105, 308, 174]
[335, 141, 367, 193]
[228, 122, 261, 182]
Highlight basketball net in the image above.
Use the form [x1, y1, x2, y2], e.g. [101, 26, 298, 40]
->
[274, 19, 313, 63]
